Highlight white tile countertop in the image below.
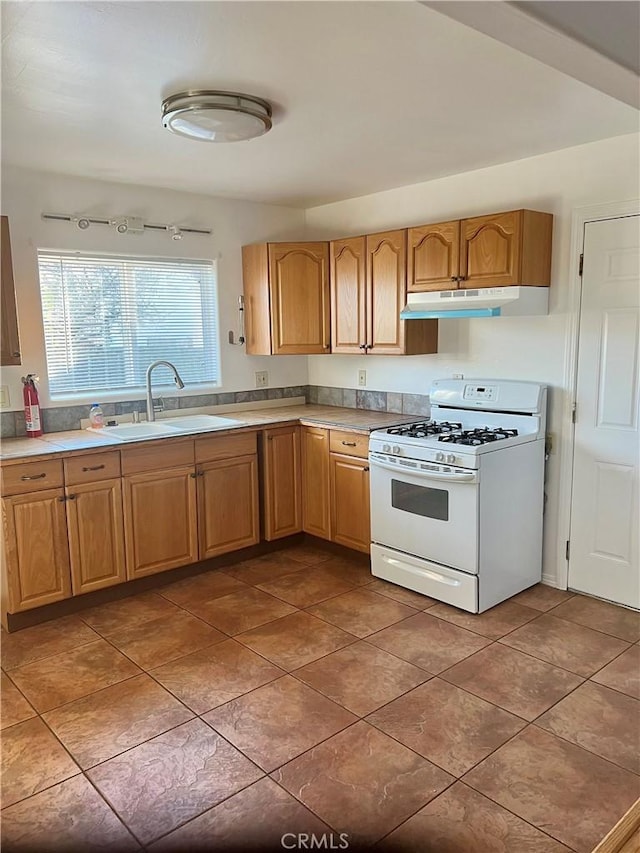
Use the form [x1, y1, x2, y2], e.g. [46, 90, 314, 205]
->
[0, 404, 420, 462]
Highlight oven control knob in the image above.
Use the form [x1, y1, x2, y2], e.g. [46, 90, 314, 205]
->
[435, 452, 445, 462]
[446, 453, 457, 464]
[392, 445, 401, 454]
[382, 443, 391, 453]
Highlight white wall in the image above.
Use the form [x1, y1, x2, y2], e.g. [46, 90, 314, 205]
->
[304, 132, 640, 587]
[1, 167, 308, 409]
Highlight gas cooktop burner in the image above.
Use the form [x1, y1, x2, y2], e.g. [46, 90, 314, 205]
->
[388, 421, 462, 438]
[438, 428, 518, 446]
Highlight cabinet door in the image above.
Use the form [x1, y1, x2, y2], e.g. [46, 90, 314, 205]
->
[66, 478, 126, 595]
[460, 210, 522, 288]
[330, 237, 367, 353]
[408, 221, 461, 292]
[198, 455, 259, 559]
[123, 466, 198, 579]
[2, 488, 71, 612]
[366, 230, 407, 354]
[1, 217, 21, 366]
[268, 243, 330, 354]
[330, 453, 370, 554]
[263, 426, 302, 540]
[301, 427, 331, 540]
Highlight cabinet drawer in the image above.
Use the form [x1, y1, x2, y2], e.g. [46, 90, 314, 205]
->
[195, 431, 257, 464]
[121, 440, 194, 475]
[64, 452, 121, 486]
[329, 430, 369, 459]
[1, 459, 64, 495]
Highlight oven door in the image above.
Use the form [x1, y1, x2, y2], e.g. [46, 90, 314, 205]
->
[369, 452, 479, 574]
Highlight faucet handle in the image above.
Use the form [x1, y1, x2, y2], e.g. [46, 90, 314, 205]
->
[153, 396, 165, 413]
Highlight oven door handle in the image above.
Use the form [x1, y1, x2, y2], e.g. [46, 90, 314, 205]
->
[369, 457, 478, 483]
[381, 555, 461, 587]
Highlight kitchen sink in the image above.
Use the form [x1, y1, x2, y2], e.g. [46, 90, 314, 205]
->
[89, 422, 179, 441]
[159, 415, 246, 431]
[89, 414, 246, 441]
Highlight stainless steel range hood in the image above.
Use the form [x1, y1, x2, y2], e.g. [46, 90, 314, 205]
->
[400, 286, 548, 319]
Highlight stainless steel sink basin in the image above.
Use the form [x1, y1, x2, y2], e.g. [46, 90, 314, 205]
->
[89, 422, 179, 441]
[88, 414, 246, 441]
[159, 415, 246, 432]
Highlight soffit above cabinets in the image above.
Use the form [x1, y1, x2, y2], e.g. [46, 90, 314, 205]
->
[1, 1, 637, 208]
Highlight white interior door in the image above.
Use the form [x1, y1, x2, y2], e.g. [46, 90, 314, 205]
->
[569, 215, 639, 608]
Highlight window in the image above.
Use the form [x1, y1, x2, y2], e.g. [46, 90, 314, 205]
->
[38, 251, 219, 397]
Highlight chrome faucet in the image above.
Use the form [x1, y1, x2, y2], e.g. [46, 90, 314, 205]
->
[145, 360, 185, 422]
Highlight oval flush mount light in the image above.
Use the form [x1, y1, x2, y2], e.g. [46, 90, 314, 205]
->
[162, 90, 272, 143]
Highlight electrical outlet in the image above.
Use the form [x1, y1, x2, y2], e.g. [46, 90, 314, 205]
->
[0, 386, 9, 408]
[358, 370, 367, 387]
[545, 432, 555, 455]
[452, 373, 464, 379]
[255, 370, 268, 388]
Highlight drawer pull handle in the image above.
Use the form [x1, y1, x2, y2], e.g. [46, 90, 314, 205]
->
[341, 441, 357, 447]
[21, 473, 46, 481]
[82, 464, 105, 472]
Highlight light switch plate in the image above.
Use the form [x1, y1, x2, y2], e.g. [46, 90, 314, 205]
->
[358, 370, 367, 387]
[255, 371, 268, 388]
[0, 385, 10, 408]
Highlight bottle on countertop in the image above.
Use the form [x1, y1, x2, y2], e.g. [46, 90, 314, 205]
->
[88, 403, 104, 429]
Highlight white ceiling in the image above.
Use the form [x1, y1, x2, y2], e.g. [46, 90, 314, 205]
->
[1, 1, 638, 208]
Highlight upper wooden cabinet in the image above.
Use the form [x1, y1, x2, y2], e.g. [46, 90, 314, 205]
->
[408, 209, 553, 292]
[1, 216, 21, 366]
[407, 220, 461, 292]
[330, 237, 367, 354]
[331, 231, 438, 356]
[242, 242, 330, 355]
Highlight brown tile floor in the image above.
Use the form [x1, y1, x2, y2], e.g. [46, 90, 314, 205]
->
[1, 543, 639, 852]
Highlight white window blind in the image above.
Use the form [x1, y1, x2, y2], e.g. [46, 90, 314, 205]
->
[38, 251, 219, 397]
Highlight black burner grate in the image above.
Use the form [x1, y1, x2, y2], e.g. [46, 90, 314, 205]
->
[388, 421, 462, 438]
[438, 428, 518, 446]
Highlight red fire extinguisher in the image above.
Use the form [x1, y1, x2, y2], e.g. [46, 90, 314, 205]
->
[22, 374, 42, 438]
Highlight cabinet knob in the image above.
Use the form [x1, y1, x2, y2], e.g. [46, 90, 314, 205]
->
[359, 344, 366, 350]
[12, 351, 21, 358]
[363, 466, 370, 472]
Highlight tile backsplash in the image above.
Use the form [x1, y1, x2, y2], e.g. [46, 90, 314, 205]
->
[308, 386, 430, 418]
[0, 384, 429, 437]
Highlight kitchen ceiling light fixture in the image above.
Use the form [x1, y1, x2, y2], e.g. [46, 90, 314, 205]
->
[162, 90, 272, 143]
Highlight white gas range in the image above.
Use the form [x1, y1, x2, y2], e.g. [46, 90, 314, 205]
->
[369, 378, 547, 613]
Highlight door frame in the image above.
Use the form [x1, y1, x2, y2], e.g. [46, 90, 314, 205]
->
[555, 199, 640, 590]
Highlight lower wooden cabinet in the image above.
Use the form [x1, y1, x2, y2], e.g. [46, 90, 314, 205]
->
[123, 465, 198, 580]
[330, 453, 370, 553]
[301, 426, 371, 553]
[198, 455, 259, 558]
[262, 425, 302, 540]
[301, 426, 331, 540]
[2, 487, 72, 613]
[1, 422, 370, 624]
[65, 478, 126, 595]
